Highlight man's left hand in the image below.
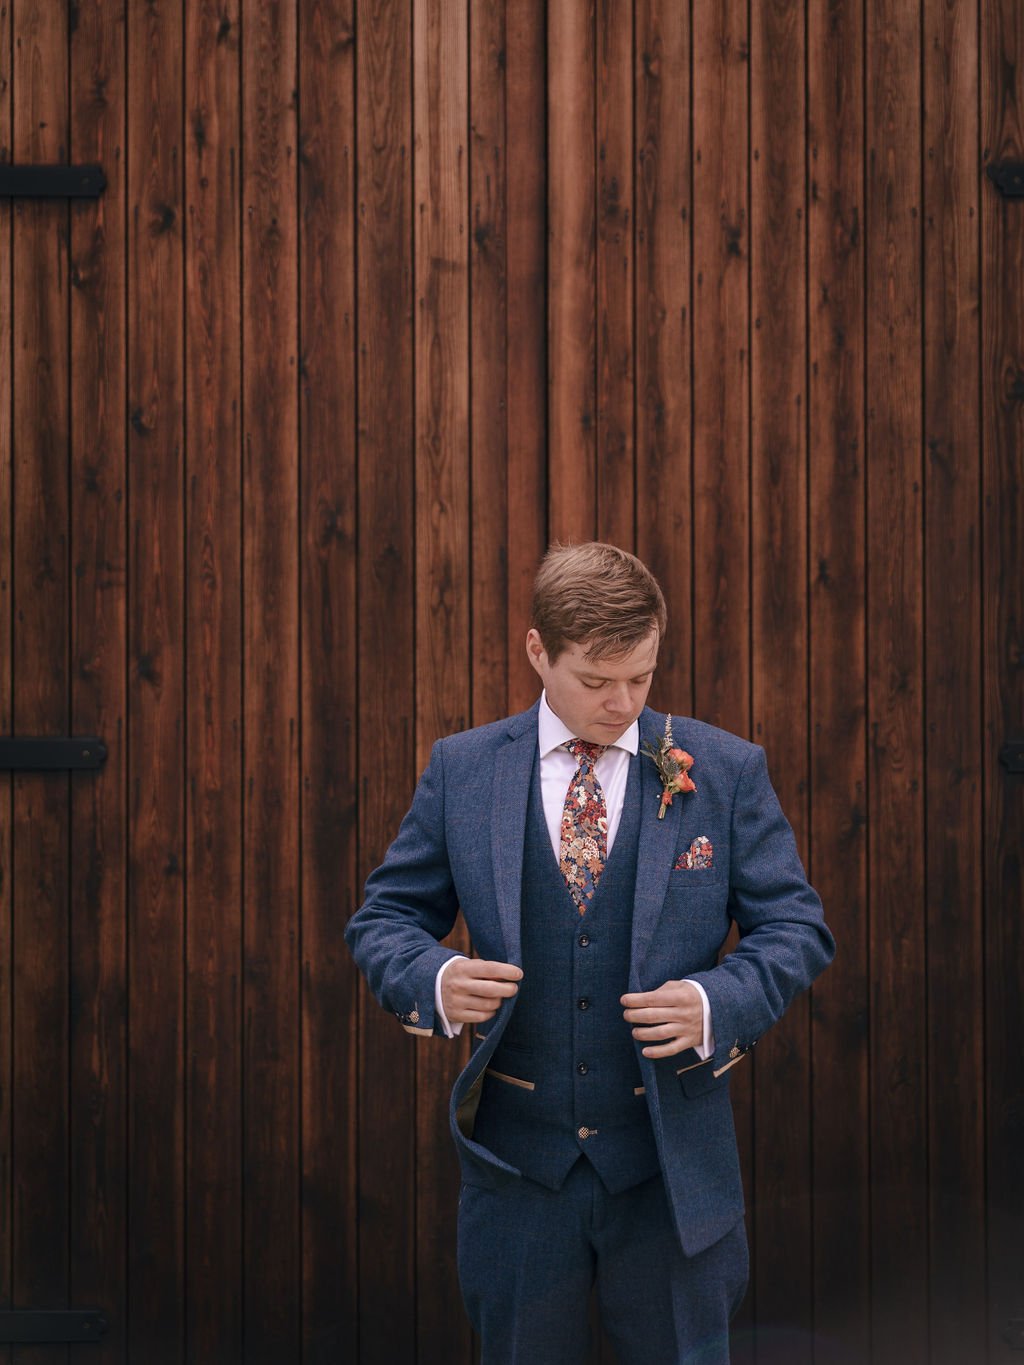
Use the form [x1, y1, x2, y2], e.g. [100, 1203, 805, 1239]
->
[621, 980, 703, 1058]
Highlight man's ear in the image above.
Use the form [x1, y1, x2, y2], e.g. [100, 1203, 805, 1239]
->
[525, 628, 545, 676]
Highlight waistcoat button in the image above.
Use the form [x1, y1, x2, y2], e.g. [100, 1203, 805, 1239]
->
[576, 1062, 588, 1075]
[577, 997, 590, 1010]
[578, 934, 590, 947]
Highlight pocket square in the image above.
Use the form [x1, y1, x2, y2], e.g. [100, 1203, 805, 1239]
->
[673, 836, 713, 871]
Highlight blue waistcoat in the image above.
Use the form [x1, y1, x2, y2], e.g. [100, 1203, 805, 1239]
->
[471, 743, 662, 1194]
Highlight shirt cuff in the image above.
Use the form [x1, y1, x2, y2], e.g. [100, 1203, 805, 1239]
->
[686, 978, 715, 1059]
[435, 955, 466, 1038]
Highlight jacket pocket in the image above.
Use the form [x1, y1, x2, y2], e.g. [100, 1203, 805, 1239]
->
[484, 1067, 535, 1091]
[676, 1053, 730, 1098]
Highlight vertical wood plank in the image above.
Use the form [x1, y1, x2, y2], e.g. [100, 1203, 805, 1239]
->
[596, 0, 634, 550]
[241, 0, 300, 1359]
[69, 0, 128, 1360]
[505, 0, 546, 712]
[356, 0, 417, 1358]
[807, 1, 870, 1359]
[470, 0, 509, 729]
[982, 5, 1024, 1362]
[691, 0, 749, 736]
[185, 3, 243, 1362]
[126, 0, 185, 1356]
[635, 0, 692, 714]
[922, 3, 985, 1363]
[11, 6, 70, 1365]
[866, 2, 927, 1360]
[691, 6, 752, 1355]
[297, 3, 359, 1362]
[0, 0, 13, 1347]
[548, 0, 596, 544]
[750, 2, 811, 1358]
[415, 0, 469, 762]
[413, 2, 471, 1361]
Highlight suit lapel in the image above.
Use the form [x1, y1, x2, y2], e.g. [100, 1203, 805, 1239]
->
[628, 708, 683, 988]
[490, 701, 540, 966]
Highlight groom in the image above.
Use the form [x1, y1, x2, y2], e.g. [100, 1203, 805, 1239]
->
[345, 541, 834, 1364]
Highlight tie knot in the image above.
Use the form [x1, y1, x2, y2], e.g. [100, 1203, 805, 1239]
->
[565, 738, 606, 767]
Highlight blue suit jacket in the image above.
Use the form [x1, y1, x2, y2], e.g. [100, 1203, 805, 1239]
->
[345, 699, 835, 1255]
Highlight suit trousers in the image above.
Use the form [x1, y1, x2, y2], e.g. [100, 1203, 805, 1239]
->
[456, 1155, 749, 1365]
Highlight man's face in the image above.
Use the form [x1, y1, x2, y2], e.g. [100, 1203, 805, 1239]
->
[525, 626, 659, 745]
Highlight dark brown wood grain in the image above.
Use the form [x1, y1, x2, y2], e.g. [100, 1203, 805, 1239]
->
[298, 4, 359, 1362]
[548, 1, 597, 543]
[242, 1, 301, 1360]
[11, 12, 70, 1363]
[596, 0, 634, 551]
[750, 3, 811, 1357]
[635, 0, 692, 715]
[413, 3, 472, 1361]
[470, 0, 510, 730]
[185, 3, 243, 1363]
[0, 6, 1017, 1362]
[356, 1, 417, 1360]
[922, 3, 985, 1362]
[126, 0, 186, 1357]
[807, 1, 871, 1360]
[691, 0, 749, 737]
[0, 0, 13, 1353]
[505, 0, 547, 714]
[69, 0, 128, 1361]
[866, 2, 928, 1361]
[982, 6, 1024, 1363]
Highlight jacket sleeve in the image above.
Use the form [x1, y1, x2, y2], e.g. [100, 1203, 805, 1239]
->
[685, 743, 836, 1075]
[344, 738, 463, 1036]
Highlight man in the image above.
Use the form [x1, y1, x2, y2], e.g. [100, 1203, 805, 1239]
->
[345, 541, 835, 1364]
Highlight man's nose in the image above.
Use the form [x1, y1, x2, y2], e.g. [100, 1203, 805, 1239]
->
[604, 682, 631, 711]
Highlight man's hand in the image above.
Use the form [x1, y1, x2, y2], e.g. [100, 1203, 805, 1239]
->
[621, 980, 703, 1058]
[442, 957, 523, 1024]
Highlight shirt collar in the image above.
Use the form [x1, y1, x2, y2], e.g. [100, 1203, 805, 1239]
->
[538, 689, 640, 758]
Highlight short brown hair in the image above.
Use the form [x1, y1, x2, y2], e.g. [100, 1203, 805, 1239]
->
[530, 541, 668, 664]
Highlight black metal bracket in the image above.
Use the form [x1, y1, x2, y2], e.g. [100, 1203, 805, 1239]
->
[0, 164, 106, 198]
[0, 1309, 108, 1343]
[986, 161, 1024, 199]
[0, 737, 107, 771]
[999, 737, 1024, 775]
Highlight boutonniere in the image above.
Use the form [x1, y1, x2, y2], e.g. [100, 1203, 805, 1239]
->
[641, 714, 696, 819]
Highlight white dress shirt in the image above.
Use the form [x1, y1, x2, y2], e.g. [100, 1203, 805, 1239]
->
[434, 690, 714, 1056]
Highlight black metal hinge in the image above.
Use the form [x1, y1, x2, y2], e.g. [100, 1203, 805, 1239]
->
[999, 737, 1024, 775]
[986, 161, 1024, 199]
[0, 164, 106, 198]
[0, 737, 107, 771]
[0, 1309, 108, 1343]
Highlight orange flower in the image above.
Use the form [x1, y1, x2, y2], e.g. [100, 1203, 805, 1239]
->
[641, 715, 698, 818]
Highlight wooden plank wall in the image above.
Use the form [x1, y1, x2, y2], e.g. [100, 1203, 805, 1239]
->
[0, 2, 1019, 1363]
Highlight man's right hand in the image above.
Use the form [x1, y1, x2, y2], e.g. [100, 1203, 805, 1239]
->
[441, 957, 523, 1023]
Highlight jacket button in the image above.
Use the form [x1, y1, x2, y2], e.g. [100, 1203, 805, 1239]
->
[576, 1062, 589, 1075]
[578, 1126, 596, 1140]
[578, 934, 590, 947]
[409, 1010, 420, 1024]
[577, 997, 590, 1011]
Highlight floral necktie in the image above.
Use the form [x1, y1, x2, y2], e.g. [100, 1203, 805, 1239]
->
[559, 739, 609, 914]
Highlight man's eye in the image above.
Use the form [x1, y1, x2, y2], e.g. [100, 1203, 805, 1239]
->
[582, 680, 604, 689]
